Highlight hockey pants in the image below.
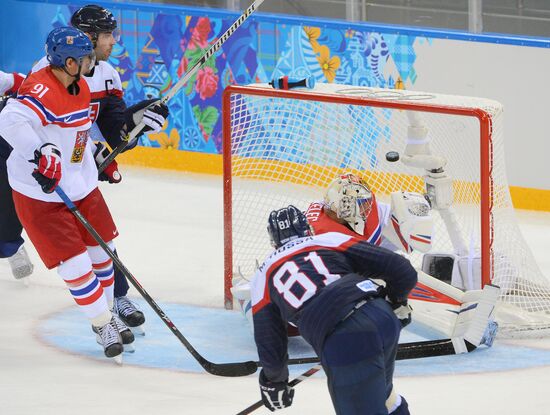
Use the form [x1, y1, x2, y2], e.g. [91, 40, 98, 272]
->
[320, 297, 402, 415]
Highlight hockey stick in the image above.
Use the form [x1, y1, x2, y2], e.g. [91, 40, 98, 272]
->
[236, 285, 500, 415]
[283, 337, 476, 368]
[236, 364, 323, 415]
[237, 338, 479, 415]
[97, 0, 265, 173]
[55, 185, 499, 376]
[54, 186, 258, 377]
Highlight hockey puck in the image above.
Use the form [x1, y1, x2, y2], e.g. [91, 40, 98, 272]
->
[386, 151, 400, 162]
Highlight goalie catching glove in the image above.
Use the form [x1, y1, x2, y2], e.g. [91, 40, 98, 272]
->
[124, 98, 169, 135]
[94, 142, 121, 183]
[259, 369, 294, 412]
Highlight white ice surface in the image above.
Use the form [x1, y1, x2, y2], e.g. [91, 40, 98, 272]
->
[1, 167, 549, 415]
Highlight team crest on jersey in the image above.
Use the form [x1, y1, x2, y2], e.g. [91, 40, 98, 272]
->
[71, 129, 90, 163]
[89, 102, 100, 123]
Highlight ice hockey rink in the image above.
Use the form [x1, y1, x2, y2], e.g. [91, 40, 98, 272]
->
[1, 166, 549, 415]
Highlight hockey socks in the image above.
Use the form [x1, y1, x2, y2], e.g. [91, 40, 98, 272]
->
[57, 251, 109, 321]
[88, 242, 115, 307]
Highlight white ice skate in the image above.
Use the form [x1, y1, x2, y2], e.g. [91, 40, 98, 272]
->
[8, 245, 34, 280]
[113, 296, 145, 336]
[93, 317, 123, 365]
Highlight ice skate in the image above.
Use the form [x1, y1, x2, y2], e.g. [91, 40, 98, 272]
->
[8, 245, 34, 280]
[93, 313, 135, 353]
[113, 296, 145, 336]
[93, 317, 123, 364]
[112, 312, 136, 352]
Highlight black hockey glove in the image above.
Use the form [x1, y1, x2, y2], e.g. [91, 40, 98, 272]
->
[124, 98, 169, 135]
[259, 370, 294, 412]
[387, 297, 412, 328]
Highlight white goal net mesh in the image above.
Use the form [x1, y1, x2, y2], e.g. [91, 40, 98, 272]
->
[223, 83, 550, 335]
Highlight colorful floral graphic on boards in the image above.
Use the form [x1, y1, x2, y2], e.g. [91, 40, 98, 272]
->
[59, 5, 424, 155]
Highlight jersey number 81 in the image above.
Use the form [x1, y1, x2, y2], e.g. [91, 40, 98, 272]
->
[272, 252, 340, 308]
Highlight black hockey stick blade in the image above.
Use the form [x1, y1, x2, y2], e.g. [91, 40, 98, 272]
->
[204, 360, 258, 377]
[283, 337, 478, 367]
[396, 338, 476, 360]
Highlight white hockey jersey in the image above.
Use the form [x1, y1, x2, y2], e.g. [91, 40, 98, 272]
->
[0, 66, 95, 202]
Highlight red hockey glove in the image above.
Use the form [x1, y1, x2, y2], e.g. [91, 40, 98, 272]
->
[31, 143, 62, 193]
[94, 142, 121, 184]
[259, 370, 294, 412]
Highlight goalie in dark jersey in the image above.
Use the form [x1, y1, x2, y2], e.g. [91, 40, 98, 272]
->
[250, 205, 416, 414]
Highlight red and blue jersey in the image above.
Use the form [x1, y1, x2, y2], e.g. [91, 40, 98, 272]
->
[250, 232, 417, 382]
[0, 66, 96, 202]
[33, 57, 128, 149]
[305, 199, 387, 246]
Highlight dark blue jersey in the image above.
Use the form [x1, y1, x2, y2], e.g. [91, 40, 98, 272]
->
[250, 232, 417, 381]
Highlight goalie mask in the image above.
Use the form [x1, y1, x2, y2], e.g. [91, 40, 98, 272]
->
[267, 205, 312, 249]
[324, 173, 374, 235]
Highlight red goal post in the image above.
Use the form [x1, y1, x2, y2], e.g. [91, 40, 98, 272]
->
[222, 83, 550, 336]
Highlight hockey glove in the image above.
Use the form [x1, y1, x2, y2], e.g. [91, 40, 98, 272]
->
[94, 142, 121, 184]
[259, 370, 294, 412]
[388, 298, 413, 328]
[124, 98, 169, 135]
[31, 143, 62, 193]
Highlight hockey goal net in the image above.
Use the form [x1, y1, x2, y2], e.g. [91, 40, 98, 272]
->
[222, 83, 550, 336]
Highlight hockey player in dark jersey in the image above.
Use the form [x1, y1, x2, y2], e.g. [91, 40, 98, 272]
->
[251, 205, 416, 414]
[0, 74, 34, 279]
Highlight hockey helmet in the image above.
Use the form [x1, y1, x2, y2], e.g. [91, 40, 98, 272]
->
[45, 26, 95, 69]
[71, 4, 120, 41]
[267, 205, 312, 249]
[324, 173, 374, 235]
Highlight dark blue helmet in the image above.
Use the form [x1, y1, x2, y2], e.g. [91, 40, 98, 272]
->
[45, 26, 94, 68]
[267, 205, 312, 249]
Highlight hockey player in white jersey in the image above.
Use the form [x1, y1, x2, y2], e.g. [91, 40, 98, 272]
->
[26, 4, 170, 333]
[0, 26, 134, 363]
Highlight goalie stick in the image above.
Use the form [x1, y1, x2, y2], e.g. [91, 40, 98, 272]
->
[97, 0, 265, 173]
[54, 186, 258, 377]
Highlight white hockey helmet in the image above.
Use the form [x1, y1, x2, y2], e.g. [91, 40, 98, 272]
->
[324, 173, 374, 235]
